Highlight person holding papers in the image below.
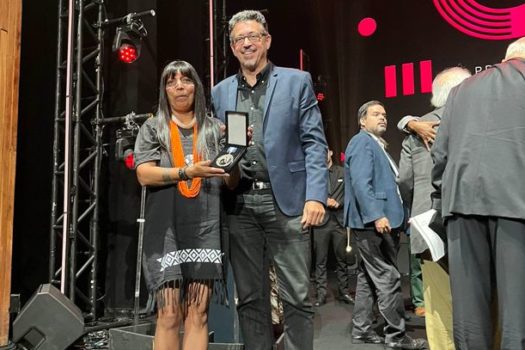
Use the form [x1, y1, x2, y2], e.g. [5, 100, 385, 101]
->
[398, 67, 471, 350]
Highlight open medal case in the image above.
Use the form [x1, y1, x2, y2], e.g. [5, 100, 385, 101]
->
[210, 111, 248, 172]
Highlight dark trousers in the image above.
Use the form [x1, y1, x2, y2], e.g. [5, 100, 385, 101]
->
[227, 190, 313, 350]
[409, 252, 424, 308]
[447, 214, 525, 350]
[313, 217, 349, 298]
[351, 229, 406, 343]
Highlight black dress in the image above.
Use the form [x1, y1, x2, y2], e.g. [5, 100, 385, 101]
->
[134, 117, 224, 307]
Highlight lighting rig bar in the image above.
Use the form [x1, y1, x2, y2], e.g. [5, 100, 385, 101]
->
[50, 0, 153, 322]
[50, 0, 106, 321]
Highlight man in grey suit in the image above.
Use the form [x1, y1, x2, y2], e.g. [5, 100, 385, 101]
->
[211, 10, 328, 350]
[344, 100, 425, 349]
[398, 66, 471, 349]
[431, 37, 525, 349]
[398, 66, 471, 253]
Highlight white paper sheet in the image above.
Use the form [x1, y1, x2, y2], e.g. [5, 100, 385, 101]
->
[408, 209, 445, 262]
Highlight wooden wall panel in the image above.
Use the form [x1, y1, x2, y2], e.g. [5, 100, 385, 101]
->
[0, 0, 22, 345]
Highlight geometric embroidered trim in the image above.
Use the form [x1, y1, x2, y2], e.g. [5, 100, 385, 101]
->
[156, 248, 223, 272]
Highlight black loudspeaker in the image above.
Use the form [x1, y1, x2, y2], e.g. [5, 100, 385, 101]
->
[12, 284, 84, 350]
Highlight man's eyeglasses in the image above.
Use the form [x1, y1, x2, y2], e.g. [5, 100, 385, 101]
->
[166, 77, 194, 88]
[232, 32, 268, 46]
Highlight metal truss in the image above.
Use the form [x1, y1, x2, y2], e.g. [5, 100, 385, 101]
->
[214, 0, 230, 82]
[214, 0, 229, 83]
[48, 0, 226, 323]
[204, 0, 229, 97]
[50, 0, 105, 321]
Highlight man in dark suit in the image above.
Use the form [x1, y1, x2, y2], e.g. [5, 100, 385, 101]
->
[344, 100, 425, 349]
[313, 150, 353, 306]
[211, 10, 328, 350]
[431, 37, 525, 349]
[398, 66, 471, 350]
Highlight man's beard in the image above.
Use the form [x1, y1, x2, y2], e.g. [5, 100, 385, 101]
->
[242, 59, 258, 71]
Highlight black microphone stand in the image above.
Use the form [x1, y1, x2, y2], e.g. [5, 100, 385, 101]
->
[133, 186, 147, 327]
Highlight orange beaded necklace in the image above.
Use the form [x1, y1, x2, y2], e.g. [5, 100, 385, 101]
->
[169, 120, 201, 198]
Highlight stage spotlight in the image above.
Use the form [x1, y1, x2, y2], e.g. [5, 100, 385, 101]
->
[115, 127, 138, 166]
[119, 43, 138, 64]
[112, 20, 147, 64]
[123, 151, 135, 169]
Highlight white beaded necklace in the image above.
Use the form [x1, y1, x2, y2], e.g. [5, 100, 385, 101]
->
[171, 114, 196, 129]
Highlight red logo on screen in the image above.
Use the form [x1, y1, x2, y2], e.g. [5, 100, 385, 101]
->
[433, 0, 525, 40]
[384, 60, 433, 98]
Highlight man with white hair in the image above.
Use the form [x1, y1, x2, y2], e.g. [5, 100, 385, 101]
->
[398, 66, 471, 350]
[431, 37, 525, 349]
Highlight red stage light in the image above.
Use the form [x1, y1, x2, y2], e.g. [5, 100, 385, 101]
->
[124, 151, 135, 169]
[316, 92, 325, 102]
[113, 20, 147, 64]
[119, 44, 138, 64]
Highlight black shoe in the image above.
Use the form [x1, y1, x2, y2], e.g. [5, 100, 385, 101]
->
[385, 335, 426, 349]
[314, 296, 326, 307]
[351, 333, 384, 344]
[338, 293, 354, 304]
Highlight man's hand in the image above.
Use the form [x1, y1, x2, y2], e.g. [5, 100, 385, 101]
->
[220, 123, 254, 142]
[407, 120, 440, 151]
[327, 198, 340, 209]
[301, 200, 325, 229]
[374, 217, 391, 234]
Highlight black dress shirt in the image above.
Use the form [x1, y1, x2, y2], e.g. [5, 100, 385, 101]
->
[235, 62, 273, 183]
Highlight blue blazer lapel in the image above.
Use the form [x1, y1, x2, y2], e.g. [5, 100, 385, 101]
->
[227, 76, 238, 111]
[263, 70, 278, 123]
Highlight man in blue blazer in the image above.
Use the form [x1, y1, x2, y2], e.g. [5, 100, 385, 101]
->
[211, 10, 328, 350]
[344, 100, 424, 349]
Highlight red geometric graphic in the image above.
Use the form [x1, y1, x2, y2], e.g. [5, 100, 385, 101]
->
[419, 60, 433, 94]
[384, 60, 434, 98]
[433, 0, 525, 40]
[384, 65, 397, 98]
[402, 63, 415, 96]
[358, 17, 377, 37]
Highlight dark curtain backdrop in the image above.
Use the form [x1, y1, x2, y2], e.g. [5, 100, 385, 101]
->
[313, 0, 518, 161]
[13, 0, 522, 310]
[13, 0, 57, 305]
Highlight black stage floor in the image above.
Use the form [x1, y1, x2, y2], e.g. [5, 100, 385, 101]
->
[70, 272, 427, 349]
[313, 272, 428, 350]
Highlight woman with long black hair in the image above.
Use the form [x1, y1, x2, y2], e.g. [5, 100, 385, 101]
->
[134, 60, 234, 350]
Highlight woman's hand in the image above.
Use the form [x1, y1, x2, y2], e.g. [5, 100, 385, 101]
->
[185, 160, 228, 178]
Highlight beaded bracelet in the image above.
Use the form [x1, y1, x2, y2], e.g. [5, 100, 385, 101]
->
[178, 167, 189, 181]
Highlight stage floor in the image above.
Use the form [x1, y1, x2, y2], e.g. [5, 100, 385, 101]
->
[313, 272, 427, 350]
[72, 272, 427, 349]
